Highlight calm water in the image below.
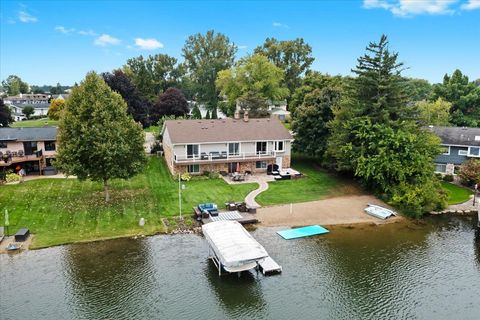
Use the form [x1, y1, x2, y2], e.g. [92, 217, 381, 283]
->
[1, 216, 480, 320]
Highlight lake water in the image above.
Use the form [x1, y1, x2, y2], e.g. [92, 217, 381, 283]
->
[1, 216, 480, 319]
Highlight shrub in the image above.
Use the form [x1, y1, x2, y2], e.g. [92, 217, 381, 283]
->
[458, 159, 480, 186]
[443, 174, 454, 182]
[5, 173, 21, 183]
[180, 172, 191, 181]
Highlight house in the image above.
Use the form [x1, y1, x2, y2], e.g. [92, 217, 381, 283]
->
[235, 100, 291, 121]
[162, 114, 293, 175]
[4, 93, 51, 119]
[428, 126, 480, 175]
[0, 127, 58, 175]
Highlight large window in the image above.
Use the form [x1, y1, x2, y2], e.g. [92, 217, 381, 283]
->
[256, 141, 267, 155]
[228, 143, 239, 155]
[44, 141, 56, 151]
[434, 163, 447, 173]
[187, 164, 200, 173]
[0, 141, 7, 148]
[458, 149, 468, 156]
[186, 144, 199, 159]
[468, 147, 480, 157]
[256, 161, 267, 169]
[274, 141, 284, 152]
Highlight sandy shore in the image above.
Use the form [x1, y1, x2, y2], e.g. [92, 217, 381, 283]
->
[256, 195, 403, 227]
[0, 235, 33, 254]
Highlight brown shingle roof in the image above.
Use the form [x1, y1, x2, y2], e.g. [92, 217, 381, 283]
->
[164, 118, 293, 144]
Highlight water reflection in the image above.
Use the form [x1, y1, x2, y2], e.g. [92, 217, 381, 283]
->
[475, 222, 480, 268]
[205, 262, 266, 318]
[63, 237, 156, 319]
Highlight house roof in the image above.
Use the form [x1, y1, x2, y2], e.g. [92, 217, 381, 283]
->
[0, 127, 58, 142]
[164, 118, 293, 144]
[427, 126, 480, 147]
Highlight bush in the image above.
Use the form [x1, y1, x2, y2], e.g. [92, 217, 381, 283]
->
[443, 174, 454, 182]
[5, 173, 21, 183]
[458, 159, 480, 186]
[180, 172, 191, 181]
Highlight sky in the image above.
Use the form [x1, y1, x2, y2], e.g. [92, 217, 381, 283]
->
[1, 0, 479, 86]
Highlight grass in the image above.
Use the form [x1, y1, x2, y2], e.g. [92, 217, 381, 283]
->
[0, 157, 256, 248]
[283, 122, 291, 130]
[143, 125, 159, 133]
[11, 118, 59, 127]
[441, 181, 473, 205]
[256, 156, 362, 206]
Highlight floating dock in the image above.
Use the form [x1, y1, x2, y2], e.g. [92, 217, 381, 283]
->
[258, 256, 282, 275]
[277, 225, 329, 240]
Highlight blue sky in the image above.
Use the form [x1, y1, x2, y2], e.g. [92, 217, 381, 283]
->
[1, 0, 479, 85]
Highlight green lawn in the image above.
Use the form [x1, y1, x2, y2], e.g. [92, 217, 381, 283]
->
[256, 157, 362, 206]
[143, 125, 159, 133]
[283, 122, 291, 130]
[11, 118, 59, 127]
[0, 157, 256, 248]
[441, 181, 473, 205]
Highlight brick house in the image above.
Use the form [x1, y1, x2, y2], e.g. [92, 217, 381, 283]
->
[428, 126, 480, 175]
[0, 127, 58, 175]
[162, 115, 293, 176]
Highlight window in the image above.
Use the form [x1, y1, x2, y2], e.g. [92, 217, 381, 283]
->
[0, 141, 7, 148]
[468, 147, 480, 157]
[186, 144, 199, 159]
[434, 163, 447, 173]
[256, 141, 267, 154]
[187, 164, 199, 173]
[274, 141, 284, 152]
[256, 161, 267, 169]
[441, 146, 450, 155]
[228, 143, 239, 155]
[44, 141, 56, 151]
[458, 149, 468, 156]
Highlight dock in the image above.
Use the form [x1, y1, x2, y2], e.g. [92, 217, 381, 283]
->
[201, 210, 258, 225]
[258, 256, 282, 275]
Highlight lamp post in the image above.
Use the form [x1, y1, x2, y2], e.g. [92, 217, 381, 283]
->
[474, 183, 478, 206]
[178, 174, 186, 219]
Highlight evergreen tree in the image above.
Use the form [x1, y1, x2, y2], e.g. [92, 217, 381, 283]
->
[205, 110, 211, 119]
[0, 99, 13, 127]
[191, 105, 202, 119]
[55, 72, 147, 202]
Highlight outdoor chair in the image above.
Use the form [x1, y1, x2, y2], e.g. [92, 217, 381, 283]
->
[17, 150, 24, 157]
[220, 151, 227, 159]
[200, 152, 208, 160]
[12, 151, 18, 157]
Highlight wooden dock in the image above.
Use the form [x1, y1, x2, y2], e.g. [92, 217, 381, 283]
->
[258, 257, 282, 275]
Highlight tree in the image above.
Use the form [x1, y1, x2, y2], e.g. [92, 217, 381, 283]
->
[22, 106, 34, 119]
[458, 159, 480, 186]
[0, 99, 13, 127]
[55, 72, 147, 202]
[432, 69, 480, 127]
[124, 54, 184, 103]
[2, 75, 29, 95]
[102, 70, 150, 127]
[292, 87, 339, 159]
[236, 93, 270, 118]
[182, 30, 237, 112]
[328, 35, 446, 216]
[254, 38, 314, 99]
[191, 105, 202, 119]
[50, 82, 64, 94]
[205, 110, 211, 119]
[151, 87, 188, 123]
[415, 98, 451, 126]
[47, 98, 66, 120]
[216, 54, 289, 117]
[405, 78, 432, 103]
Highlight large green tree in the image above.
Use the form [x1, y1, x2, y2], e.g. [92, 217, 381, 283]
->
[151, 87, 189, 122]
[47, 98, 66, 120]
[405, 78, 432, 103]
[182, 30, 237, 112]
[328, 35, 446, 217]
[0, 99, 13, 127]
[432, 69, 480, 127]
[55, 72, 147, 202]
[415, 98, 451, 126]
[216, 54, 288, 117]
[124, 54, 185, 103]
[254, 37, 314, 99]
[2, 75, 29, 96]
[22, 106, 34, 119]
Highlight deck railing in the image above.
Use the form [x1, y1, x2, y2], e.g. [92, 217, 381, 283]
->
[174, 151, 276, 163]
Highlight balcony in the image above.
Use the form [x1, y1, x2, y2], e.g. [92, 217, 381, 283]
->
[173, 151, 277, 164]
[0, 150, 45, 166]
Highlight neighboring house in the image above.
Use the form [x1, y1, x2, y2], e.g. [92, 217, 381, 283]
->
[235, 100, 291, 121]
[162, 114, 293, 175]
[428, 126, 480, 175]
[0, 127, 58, 175]
[4, 93, 52, 120]
[188, 101, 227, 119]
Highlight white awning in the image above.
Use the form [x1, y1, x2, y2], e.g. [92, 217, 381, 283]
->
[202, 221, 268, 270]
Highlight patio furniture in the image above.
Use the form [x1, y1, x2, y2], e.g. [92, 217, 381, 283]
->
[198, 203, 219, 217]
[200, 152, 208, 160]
[220, 151, 227, 159]
[12, 151, 18, 157]
[225, 201, 237, 211]
[236, 202, 247, 212]
[210, 152, 221, 160]
[247, 207, 257, 214]
[14, 228, 30, 242]
[17, 150, 24, 157]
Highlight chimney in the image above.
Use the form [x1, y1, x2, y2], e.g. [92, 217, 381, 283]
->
[243, 110, 249, 122]
[234, 110, 240, 120]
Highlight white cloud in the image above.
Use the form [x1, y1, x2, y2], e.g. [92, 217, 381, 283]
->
[363, 0, 458, 16]
[78, 30, 97, 36]
[18, 10, 37, 23]
[55, 26, 75, 34]
[134, 38, 164, 50]
[94, 34, 121, 46]
[461, 0, 480, 10]
[272, 21, 290, 28]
